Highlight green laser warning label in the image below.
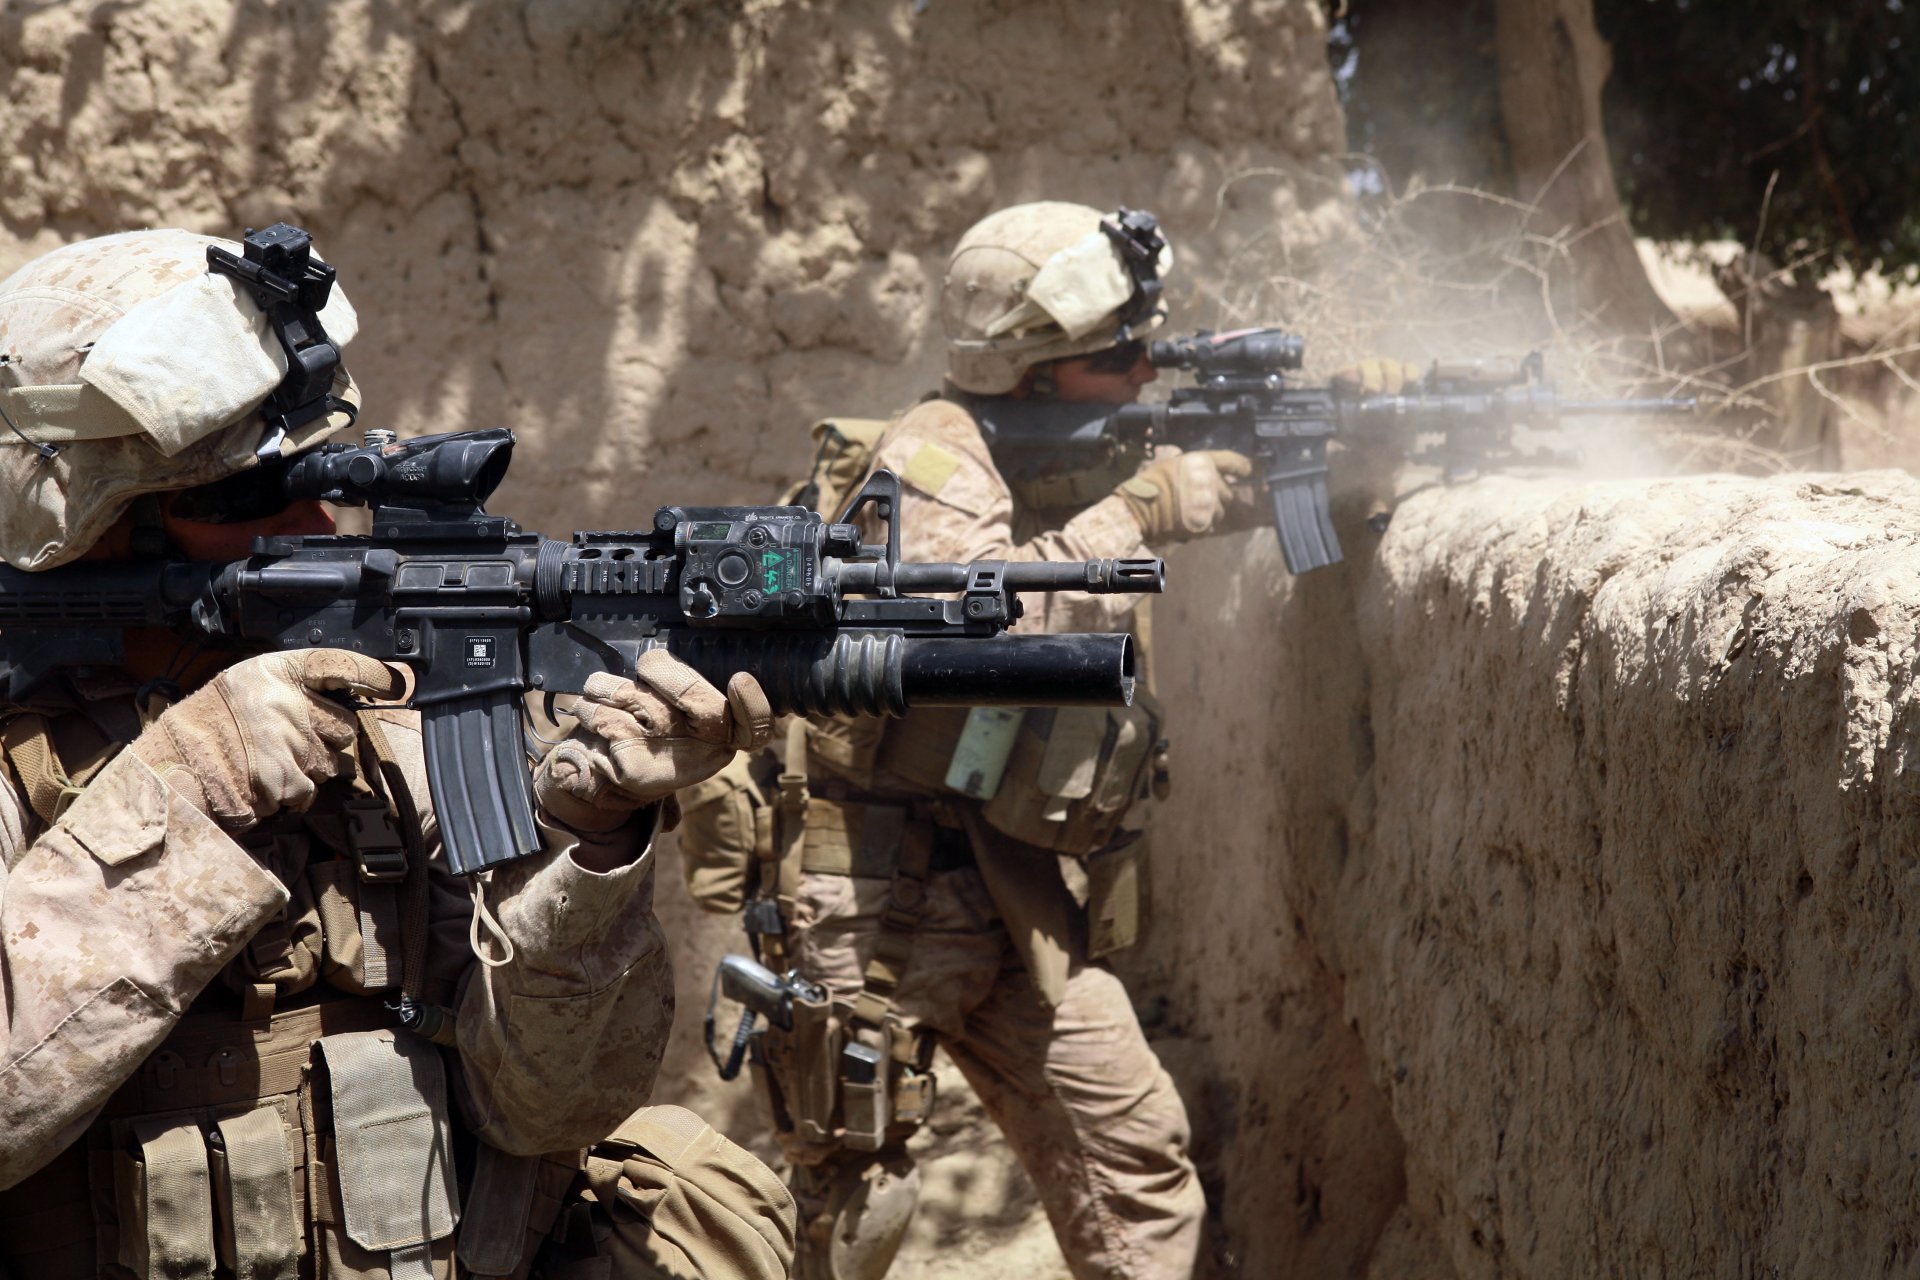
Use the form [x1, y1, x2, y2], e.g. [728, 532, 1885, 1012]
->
[760, 549, 803, 594]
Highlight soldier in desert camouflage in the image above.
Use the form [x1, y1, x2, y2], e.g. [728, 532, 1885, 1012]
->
[0, 228, 795, 1280]
[679, 202, 1283, 1280]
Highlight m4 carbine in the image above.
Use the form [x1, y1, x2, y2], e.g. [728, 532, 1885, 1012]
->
[0, 428, 1162, 876]
[969, 328, 1697, 574]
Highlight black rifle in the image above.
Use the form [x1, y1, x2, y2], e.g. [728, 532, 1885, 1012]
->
[0, 429, 1162, 876]
[969, 328, 1697, 574]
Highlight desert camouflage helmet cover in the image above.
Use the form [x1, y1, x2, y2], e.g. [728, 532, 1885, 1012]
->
[942, 201, 1174, 395]
[0, 228, 359, 570]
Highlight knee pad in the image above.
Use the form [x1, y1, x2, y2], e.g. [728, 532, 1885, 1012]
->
[793, 1150, 921, 1280]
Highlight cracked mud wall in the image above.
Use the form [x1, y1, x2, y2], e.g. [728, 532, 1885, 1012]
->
[0, 0, 1349, 515]
[1335, 472, 1920, 1276]
[1, 2, 1374, 1274]
[11, 4, 1914, 1277]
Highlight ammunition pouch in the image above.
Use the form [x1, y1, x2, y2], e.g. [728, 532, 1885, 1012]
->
[875, 692, 1164, 859]
[0, 996, 575, 1280]
[978, 693, 1162, 855]
[311, 1030, 459, 1280]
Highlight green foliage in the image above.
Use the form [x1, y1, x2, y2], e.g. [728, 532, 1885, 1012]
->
[1329, 0, 1920, 280]
[1599, 1, 1918, 279]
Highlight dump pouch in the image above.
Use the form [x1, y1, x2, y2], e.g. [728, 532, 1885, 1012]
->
[573, 1106, 795, 1280]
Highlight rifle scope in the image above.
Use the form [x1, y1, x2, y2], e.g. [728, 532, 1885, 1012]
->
[283, 427, 515, 511]
[1151, 328, 1305, 377]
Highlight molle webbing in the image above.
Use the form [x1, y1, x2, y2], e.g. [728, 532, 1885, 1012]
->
[795, 793, 971, 880]
[101, 996, 392, 1120]
[1002, 447, 1143, 541]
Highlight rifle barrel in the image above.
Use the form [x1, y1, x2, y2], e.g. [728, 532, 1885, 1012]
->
[1558, 397, 1697, 415]
[836, 558, 1165, 595]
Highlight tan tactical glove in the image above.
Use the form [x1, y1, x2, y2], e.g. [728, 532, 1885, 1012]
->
[535, 649, 773, 833]
[1332, 357, 1425, 397]
[131, 649, 403, 828]
[1114, 450, 1258, 544]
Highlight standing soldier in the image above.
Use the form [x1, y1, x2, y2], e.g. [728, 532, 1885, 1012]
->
[680, 202, 1264, 1280]
[0, 227, 795, 1279]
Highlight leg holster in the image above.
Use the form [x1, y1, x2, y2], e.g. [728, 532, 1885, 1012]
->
[750, 795, 945, 1166]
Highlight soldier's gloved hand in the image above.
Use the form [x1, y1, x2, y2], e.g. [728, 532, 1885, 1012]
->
[1114, 450, 1257, 544]
[1332, 357, 1425, 397]
[130, 649, 404, 829]
[535, 649, 774, 833]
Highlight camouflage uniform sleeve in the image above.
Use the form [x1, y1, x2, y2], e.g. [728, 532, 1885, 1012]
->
[870, 399, 1150, 634]
[0, 750, 290, 1190]
[374, 714, 673, 1156]
[449, 815, 669, 1155]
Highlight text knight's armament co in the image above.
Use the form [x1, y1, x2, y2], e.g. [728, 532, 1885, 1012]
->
[0, 428, 1162, 877]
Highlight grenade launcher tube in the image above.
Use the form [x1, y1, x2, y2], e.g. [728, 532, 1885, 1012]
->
[663, 630, 1136, 718]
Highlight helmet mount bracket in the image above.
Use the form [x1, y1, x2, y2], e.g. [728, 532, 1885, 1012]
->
[1099, 208, 1167, 341]
[206, 223, 344, 440]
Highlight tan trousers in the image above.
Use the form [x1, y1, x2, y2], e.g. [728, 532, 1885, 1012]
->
[788, 866, 1205, 1280]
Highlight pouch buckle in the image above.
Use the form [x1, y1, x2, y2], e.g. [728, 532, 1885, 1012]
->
[344, 794, 407, 883]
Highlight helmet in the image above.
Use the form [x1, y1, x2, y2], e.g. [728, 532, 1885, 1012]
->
[0, 226, 359, 570]
[942, 201, 1174, 395]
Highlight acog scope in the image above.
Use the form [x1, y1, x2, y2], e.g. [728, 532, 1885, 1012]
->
[1151, 328, 1305, 376]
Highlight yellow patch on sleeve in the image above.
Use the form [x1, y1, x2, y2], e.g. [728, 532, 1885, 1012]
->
[899, 441, 963, 496]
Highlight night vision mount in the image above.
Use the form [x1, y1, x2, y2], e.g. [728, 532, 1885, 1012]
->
[1100, 207, 1168, 340]
[206, 222, 345, 439]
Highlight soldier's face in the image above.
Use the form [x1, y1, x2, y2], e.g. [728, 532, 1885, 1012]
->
[161, 499, 336, 561]
[1048, 344, 1158, 404]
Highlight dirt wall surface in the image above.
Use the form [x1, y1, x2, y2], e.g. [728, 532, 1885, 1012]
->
[0, 2, 1358, 1274]
[1348, 470, 1920, 1276]
[13, 4, 1919, 1277]
[0, 0, 1349, 517]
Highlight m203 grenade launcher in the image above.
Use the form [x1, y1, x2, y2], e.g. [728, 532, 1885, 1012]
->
[0, 428, 1163, 876]
[969, 327, 1697, 575]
